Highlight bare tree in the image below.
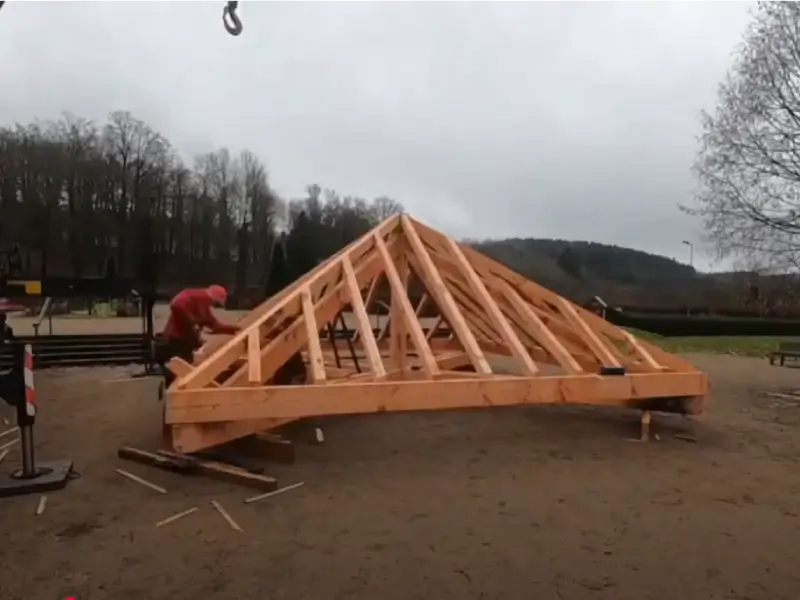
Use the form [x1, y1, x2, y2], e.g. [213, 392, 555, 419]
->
[370, 195, 404, 222]
[686, 2, 800, 272]
[0, 108, 402, 303]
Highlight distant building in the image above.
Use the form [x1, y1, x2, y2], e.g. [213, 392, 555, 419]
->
[584, 295, 608, 319]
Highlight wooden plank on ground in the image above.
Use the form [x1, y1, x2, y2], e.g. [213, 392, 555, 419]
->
[118, 446, 278, 492]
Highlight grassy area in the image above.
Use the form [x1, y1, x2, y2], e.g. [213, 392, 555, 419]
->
[628, 329, 796, 357]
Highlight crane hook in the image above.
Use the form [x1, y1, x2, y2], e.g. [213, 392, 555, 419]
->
[223, 1, 242, 36]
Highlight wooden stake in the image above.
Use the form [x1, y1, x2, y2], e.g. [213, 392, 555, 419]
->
[0, 449, 9, 464]
[115, 468, 167, 494]
[640, 410, 651, 442]
[245, 481, 305, 504]
[155, 506, 199, 528]
[210, 500, 242, 532]
[315, 428, 324, 444]
[35, 495, 47, 516]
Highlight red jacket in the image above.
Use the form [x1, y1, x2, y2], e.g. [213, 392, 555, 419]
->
[162, 288, 238, 345]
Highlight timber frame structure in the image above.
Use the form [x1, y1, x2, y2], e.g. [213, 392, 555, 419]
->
[164, 214, 708, 454]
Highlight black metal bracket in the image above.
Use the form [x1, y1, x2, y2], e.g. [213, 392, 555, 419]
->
[599, 366, 626, 376]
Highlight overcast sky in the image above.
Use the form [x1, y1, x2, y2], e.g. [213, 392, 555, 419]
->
[0, 1, 755, 271]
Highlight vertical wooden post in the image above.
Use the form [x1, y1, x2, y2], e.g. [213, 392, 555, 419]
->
[390, 253, 409, 372]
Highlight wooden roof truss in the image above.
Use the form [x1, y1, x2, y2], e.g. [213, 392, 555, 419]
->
[164, 214, 708, 454]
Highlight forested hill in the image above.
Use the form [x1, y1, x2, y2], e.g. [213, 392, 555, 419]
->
[471, 237, 699, 306]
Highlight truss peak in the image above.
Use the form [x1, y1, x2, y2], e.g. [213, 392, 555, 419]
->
[163, 213, 708, 454]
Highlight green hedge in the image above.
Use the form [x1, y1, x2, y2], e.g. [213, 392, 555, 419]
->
[606, 310, 800, 337]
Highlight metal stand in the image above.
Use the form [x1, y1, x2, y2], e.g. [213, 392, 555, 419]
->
[0, 342, 73, 497]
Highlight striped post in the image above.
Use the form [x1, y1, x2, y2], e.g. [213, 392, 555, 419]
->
[23, 344, 35, 418]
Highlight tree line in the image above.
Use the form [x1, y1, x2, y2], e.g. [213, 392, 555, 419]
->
[0, 110, 404, 305]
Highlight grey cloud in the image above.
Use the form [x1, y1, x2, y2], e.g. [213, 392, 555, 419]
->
[0, 1, 755, 270]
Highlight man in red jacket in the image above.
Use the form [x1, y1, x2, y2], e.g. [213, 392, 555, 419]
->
[160, 284, 240, 385]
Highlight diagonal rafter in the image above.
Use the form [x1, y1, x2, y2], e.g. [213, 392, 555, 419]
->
[501, 283, 583, 374]
[375, 231, 439, 377]
[301, 288, 326, 384]
[224, 238, 398, 387]
[401, 215, 492, 375]
[342, 255, 387, 378]
[555, 297, 620, 368]
[440, 235, 538, 375]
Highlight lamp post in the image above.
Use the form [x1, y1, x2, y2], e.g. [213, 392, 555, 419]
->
[682, 240, 694, 316]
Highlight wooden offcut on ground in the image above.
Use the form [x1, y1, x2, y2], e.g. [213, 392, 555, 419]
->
[162, 213, 708, 455]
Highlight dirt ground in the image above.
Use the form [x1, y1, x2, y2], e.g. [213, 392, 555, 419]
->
[2, 320, 800, 599]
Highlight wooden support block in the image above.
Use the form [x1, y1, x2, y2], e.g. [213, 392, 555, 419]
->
[640, 410, 651, 442]
[118, 446, 278, 492]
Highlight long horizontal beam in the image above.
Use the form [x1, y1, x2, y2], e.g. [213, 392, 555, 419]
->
[166, 371, 708, 424]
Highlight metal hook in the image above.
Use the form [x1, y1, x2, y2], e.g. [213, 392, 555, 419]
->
[223, 0, 242, 36]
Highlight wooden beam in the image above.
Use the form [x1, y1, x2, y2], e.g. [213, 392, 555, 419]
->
[415, 293, 429, 317]
[433, 220, 700, 373]
[426, 315, 443, 341]
[375, 234, 438, 377]
[501, 284, 583, 374]
[620, 330, 664, 371]
[180, 229, 400, 390]
[222, 242, 394, 387]
[247, 329, 262, 384]
[441, 236, 537, 375]
[195, 214, 402, 360]
[168, 419, 294, 454]
[301, 288, 326, 384]
[555, 297, 621, 368]
[342, 256, 386, 378]
[166, 371, 709, 424]
[352, 274, 382, 343]
[390, 252, 410, 371]
[402, 215, 492, 375]
[118, 447, 278, 492]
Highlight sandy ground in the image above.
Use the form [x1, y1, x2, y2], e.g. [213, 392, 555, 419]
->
[1, 320, 800, 599]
